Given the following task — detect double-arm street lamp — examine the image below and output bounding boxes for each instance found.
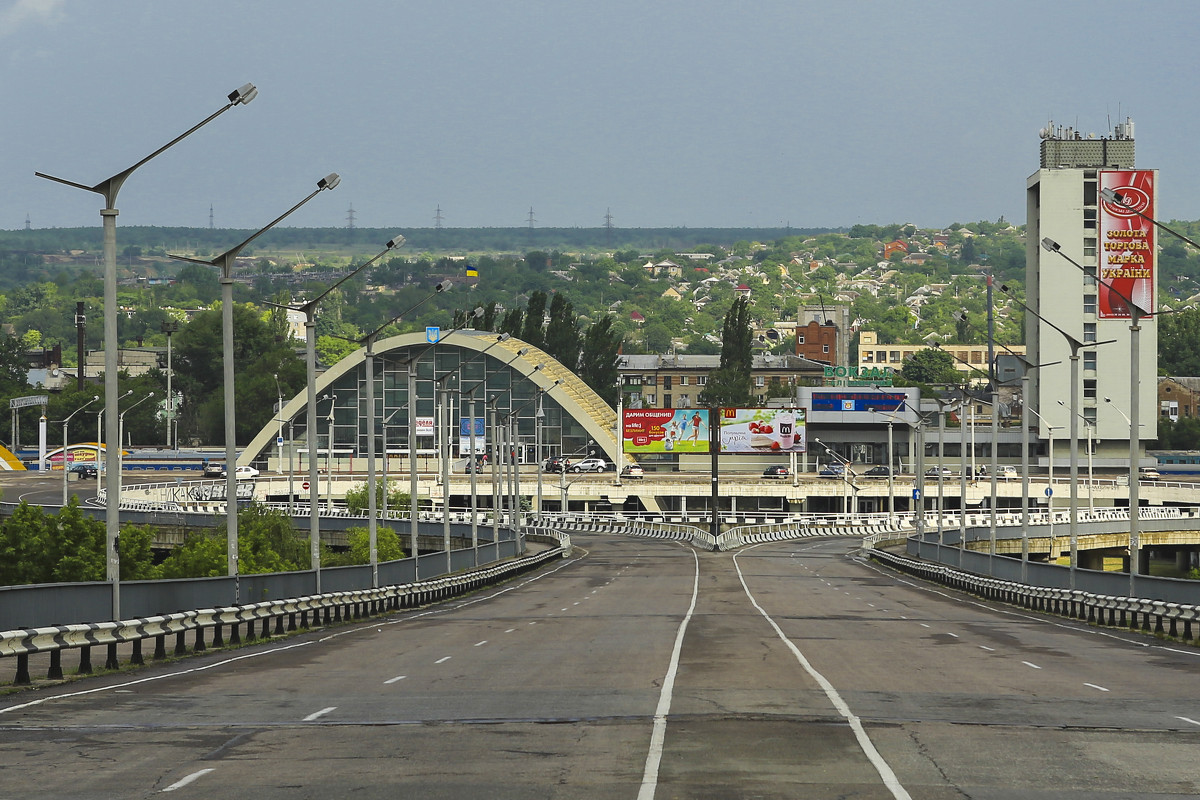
[37,83,257,621]
[811,437,860,517]
[265,233,403,592]
[59,395,99,506]
[170,174,340,600]
[117,391,155,502]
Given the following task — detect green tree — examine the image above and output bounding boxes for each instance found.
[578,316,622,406]
[344,480,411,514]
[699,296,754,407]
[521,290,548,350]
[543,293,581,369]
[898,348,960,385]
[323,526,406,567]
[1159,308,1200,376]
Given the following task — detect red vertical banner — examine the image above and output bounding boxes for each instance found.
[1098,170,1155,319]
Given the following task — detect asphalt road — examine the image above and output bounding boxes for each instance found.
[0,535,1197,798]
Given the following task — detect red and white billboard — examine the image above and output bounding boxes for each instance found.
[1098,170,1155,319]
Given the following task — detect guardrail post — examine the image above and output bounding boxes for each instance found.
[173,631,187,656]
[260,617,271,639]
[131,639,144,665]
[1184,618,1194,642]
[154,633,167,659]
[15,654,30,685]
[105,643,119,670]
[212,623,225,648]
[48,649,63,680]
[229,621,242,645]
[193,627,206,652]
[277,615,287,635]
[1167,616,1178,638]
[77,645,92,674]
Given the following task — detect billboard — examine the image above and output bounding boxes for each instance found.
[810,391,906,413]
[622,408,711,453]
[718,408,806,453]
[459,417,487,454]
[1098,170,1155,319]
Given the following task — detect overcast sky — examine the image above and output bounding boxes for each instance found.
[5,0,1200,234]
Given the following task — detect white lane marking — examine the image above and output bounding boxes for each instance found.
[979,645,996,652]
[1177,716,1200,726]
[435,656,452,664]
[1083,683,1109,692]
[735,547,912,800]
[505,628,516,633]
[919,623,931,628]
[474,640,488,647]
[384,675,406,684]
[637,549,700,800]
[162,768,215,792]
[303,707,336,721]
[0,640,314,715]
[1022,661,1042,670]
[945,633,959,638]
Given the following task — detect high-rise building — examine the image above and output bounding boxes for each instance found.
[1025,117,1157,468]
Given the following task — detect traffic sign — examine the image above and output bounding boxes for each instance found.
[302,481,310,490]
[1045,487,1053,497]
[912,489,921,500]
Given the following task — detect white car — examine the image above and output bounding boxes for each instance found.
[221,465,260,479]
[569,458,610,473]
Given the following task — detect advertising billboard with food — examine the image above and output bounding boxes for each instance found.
[622,408,711,453]
[718,408,806,453]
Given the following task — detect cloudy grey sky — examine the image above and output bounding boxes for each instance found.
[5,0,1200,233]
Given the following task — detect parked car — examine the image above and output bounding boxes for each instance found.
[1139,466,1161,481]
[763,464,790,479]
[818,463,845,478]
[864,465,892,477]
[542,456,572,472]
[221,465,260,479]
[69,463,98,479]
[569,457,610,473]
[620,464,645,479]
[925,466,954,478]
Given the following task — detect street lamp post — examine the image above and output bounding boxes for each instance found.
[59,395,99,506]
[117,392,154,506]
[37,83,257,622]
[1058,400,1095,515]
[1001,281,1114,587]
[812,438,858,517]
[171,174,340,601]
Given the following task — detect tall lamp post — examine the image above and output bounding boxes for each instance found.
[37,83,257,621]
[1026,404,1062,566]
[1045,230,1154,597]
[116,392,154,506]
[265,234,403,593]
[1000,282,1114,587]
[1057,400,1095,515]
[59,395,99,506]
[170,174,340,600]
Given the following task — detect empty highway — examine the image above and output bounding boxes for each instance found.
[0,534,1197,798]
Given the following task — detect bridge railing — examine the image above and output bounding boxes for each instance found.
[0,530,567,686]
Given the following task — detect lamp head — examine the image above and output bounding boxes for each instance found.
[497,333,511,342]
[434,281,448,292]
[228,83,258,105]
[385,234,406,250]
[318,173,341,191]
[472,307,484,318]
[1040,237,1061,253]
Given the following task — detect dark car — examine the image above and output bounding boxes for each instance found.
[763,464,790,479]
[69,463,98,479]
[542,456,571,472]
[818,463,845,478]
[864,465,892,477]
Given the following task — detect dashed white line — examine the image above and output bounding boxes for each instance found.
[384,675,406,684]
[979,645,996,652]
[1176,716,1200,727]
[303,707,336,721]
[435,656,452,664]
[504,628,516,633]
[1021,661,1042,670]
[1083,683,1109,692]
[919,623,931,628]
[162,768,215,792]
[945,632,959,638]
[474,640,488,647]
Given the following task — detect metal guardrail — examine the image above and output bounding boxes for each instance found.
[0,530,570,686]
[868,548,1200,643]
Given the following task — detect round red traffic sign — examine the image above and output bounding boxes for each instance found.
[302,481,310,490]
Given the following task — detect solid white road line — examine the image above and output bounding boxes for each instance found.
[735,547,913,800]
[162,768,215,792]
[637,549,700,800]
[1176,716,1200,726]
[1021,661,1042,670]
[384,675,406,684]
[1083,683,1109,692]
